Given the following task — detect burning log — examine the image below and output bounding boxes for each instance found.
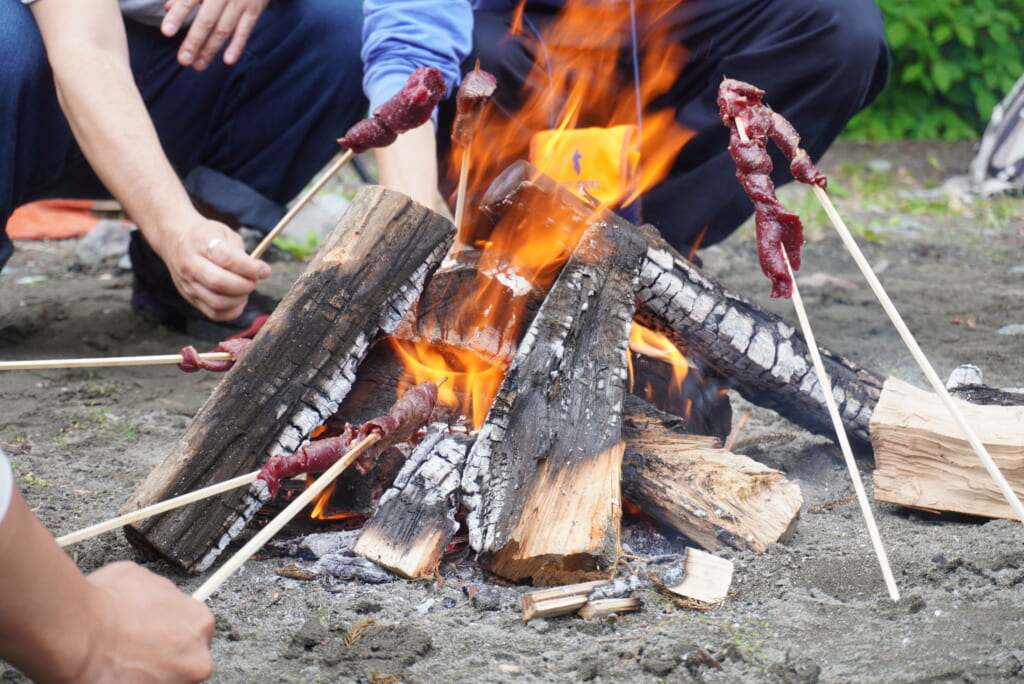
[621,395,802,553]
[871,378,1024,519]
[462,219,648,585]
[120,187,455,572]
[352,429,473,578]
[480,161,884,452]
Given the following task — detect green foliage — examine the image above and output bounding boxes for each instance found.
[273,230,322,260]
[845,0,1024,140]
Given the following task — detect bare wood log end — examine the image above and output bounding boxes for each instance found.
[871,377,1024,519]
[481,442,625,586]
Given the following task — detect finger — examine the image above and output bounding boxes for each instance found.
[177,0,226,69]
[187,281,249,321]
[161,0,200,39]
[223,6,260,64]
[208,239,272,282]
[195,2,245,70]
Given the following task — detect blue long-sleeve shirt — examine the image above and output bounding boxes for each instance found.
[362,1,474,116]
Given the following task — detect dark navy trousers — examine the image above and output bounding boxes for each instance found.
[0,0,366,273]
[437,0,891,255]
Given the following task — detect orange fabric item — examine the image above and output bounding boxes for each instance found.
[7,200,100,240]
[529,124,640,207]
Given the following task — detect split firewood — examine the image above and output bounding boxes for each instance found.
[352,429,474,579]
[520,580,611,622]
[120,186,454,572]
[577,598,642,619]
[462,219,647,586]
[621,395,802,554]
[871,377,1024,519]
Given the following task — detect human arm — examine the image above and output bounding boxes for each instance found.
[0,455,214,682]
[375,121,440,209]
[28,0,270,321]
[362,0,473,206]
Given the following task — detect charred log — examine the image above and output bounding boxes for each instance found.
[461,220,647,585]
[352,429,473,578]
[480,161,885,452]
[120,187,454,572]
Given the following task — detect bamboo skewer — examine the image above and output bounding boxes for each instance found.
[735,117,899,600]
[192,433,381,602]
[250,148,355,259]
[809,182,1024,524]
[57,470,259,547]
[453,145,472,233]
[782,249,900,601]
[0,352,232,372]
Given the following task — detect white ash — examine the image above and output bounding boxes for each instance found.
[193,490,268,573]
[297,530,362,559]
[316,553,394,584]
[589,575,642,601]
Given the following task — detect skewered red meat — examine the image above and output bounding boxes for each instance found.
[177,314,268,372]
[256,381,439,498]
[452,67,497,147]
[718,78,828,298]
[338,67,447,153]
[177,338,252,373]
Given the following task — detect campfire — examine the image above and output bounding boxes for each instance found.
[43,1,1024,612]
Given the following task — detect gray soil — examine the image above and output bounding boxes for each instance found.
[2,141,1023,683]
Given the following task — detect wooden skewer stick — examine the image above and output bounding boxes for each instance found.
[735,116,899,600]
[192,432,381,602]
[250,148,355,259]
[781,248,900,601]
[809,182,1024,524]
[0,352,232,372]
[453,144,472,233]
[57,470,259,547]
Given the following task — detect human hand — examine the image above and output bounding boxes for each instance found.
[156,217,272,321]
[161,0,269,70]
[79,562,214,683]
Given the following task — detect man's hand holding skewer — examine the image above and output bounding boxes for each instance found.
[150,213,271,322]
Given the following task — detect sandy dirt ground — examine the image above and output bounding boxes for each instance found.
[2,141,1023,683]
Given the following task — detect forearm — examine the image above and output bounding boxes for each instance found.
[29,0,198,260]
[375,121,440,210]
[0,474,99,681]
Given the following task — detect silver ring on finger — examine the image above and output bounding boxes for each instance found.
[206,238,223,260]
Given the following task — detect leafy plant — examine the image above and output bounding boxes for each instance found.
[272,230,322,260]
[845,0,1024,140]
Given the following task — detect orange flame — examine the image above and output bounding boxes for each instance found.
[398,0,694,431]
[628,322,691,412]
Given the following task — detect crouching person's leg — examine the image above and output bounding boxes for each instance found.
[642,0,891,256]
[127,0,368,339]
